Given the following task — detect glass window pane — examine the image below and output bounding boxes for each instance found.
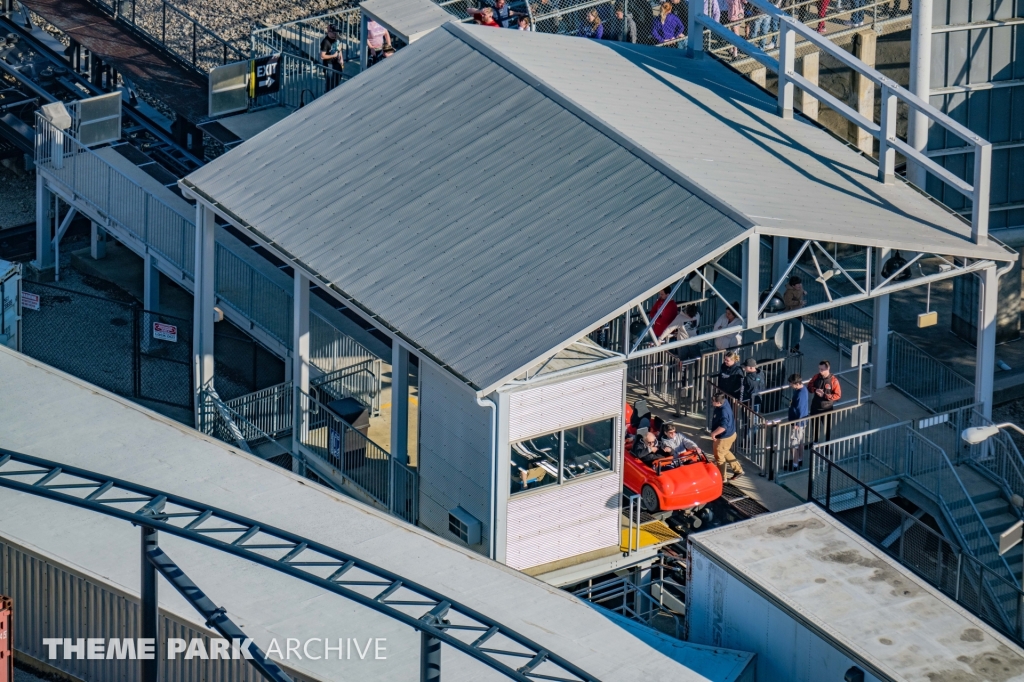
[510,432,561,495]
[563,418,614,481]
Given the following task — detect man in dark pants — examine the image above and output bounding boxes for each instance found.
[320,25,344,92]
[808,360,841,443]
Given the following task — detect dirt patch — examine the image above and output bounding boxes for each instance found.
[818,548,919,598]
[927,647,1024,682]
[960,628,984,643]
[766,518,825,537]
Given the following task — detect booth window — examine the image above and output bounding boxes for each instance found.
[510,417,615,495]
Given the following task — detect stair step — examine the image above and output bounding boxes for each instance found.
[969,489,1005,504]
[975,498,1010,519]
[985,513,1020,535]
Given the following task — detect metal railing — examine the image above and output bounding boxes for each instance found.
[35,114,384,395]
[808,450,1024,644]
[572,553,687,640]
[792,264,873,356]
[197,386,293,462]
[298,389,417,524]
[88,0,247,73]
[807,422,1020,626]
[888,331,975,414]
[250,8,362,109]
[688,0,993,242]
[310,358,384,416]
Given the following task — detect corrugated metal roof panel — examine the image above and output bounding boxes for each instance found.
[359,0,453,43]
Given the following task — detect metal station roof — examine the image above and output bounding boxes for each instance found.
[359,0,454,43]
[182,24,1013,394]
[689,505,1024,681]
[0,347,729,682]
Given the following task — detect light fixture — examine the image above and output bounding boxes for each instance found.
[815,269,836,284]
[961,422,1024,445]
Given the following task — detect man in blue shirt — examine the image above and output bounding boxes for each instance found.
[787,373,810,469]
[710,392,744,480]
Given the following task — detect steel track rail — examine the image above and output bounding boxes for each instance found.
[0,449,601,682]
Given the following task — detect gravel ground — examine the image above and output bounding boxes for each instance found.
[0,165,35,230]
[138,0,351,51]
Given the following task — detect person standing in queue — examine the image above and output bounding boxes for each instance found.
[710,392,743,480]
[320,25,344,92]
[808,360,840,443]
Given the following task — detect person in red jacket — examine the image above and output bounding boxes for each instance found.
[648,287,678,341]
[808,360,841,443]
[470,7,501,26]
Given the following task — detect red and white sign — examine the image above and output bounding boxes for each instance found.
[152,322,178,342]
[20,291,40,311]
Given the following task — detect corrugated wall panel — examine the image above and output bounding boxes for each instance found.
[505,474,621,570]
[418,362,493,552]
[507,368,624,442]
[504,367,624,571]
[0,539,316,682]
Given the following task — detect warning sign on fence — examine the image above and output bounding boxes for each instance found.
[153,322,178,342]
[21,291,39,311]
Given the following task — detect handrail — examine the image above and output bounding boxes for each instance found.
[0,449,598,682]
[86,0,247,72]
[688,0,993,243]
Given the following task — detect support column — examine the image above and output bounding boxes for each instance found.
[872,248,890,390]
[33,175,54,273]
[907,0,933,188]
[140,525,159,682]
[741,234,760,326]
[90,221,106,259]
[797,53,819,122]
[193,202,216,417]
[850,31,877,154]
[975,265,998,419]
[292,271,310,472]
[772,236,790,284]
[143,253,160,312]
[390,341,410,465]
[359,15,369,72]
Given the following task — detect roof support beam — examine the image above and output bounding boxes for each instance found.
[741,234,760,328]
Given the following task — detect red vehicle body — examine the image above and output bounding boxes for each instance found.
[623,402,722,513]
[623,449,723,513]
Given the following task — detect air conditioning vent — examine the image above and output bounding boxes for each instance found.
[448,506,481,545]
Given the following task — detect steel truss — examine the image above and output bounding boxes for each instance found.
[0,449,600,682]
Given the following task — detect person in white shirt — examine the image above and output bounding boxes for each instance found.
[658,303,700,344]
[713,304,743,350]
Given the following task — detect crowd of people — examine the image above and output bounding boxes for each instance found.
[319,20,397,90]
[463,0,790,48]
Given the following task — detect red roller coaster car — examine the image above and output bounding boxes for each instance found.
[623,403,722,514]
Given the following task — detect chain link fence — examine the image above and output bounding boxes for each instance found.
[20,280,193,410]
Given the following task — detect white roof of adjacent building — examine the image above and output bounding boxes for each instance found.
[359,0,454,43]
[689,504,1024,682]
[0,346,732,682]
[181,25,1013,395]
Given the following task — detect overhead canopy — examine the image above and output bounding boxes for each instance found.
[182,24,1014,394]
[359,0,454,43]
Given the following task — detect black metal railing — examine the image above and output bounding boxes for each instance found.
[808,449,1024,645]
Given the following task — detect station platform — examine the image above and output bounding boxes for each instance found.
[18,0,208,124]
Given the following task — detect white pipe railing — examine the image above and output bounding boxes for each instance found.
[687,0,993,244]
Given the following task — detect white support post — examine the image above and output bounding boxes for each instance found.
[90,221,106,260]
[772,236,789,285]
[907,0,933,189]
[292,270,310,470]
[193,202,216,419]
[492,391,510,565]
[686,0,704,59]
[777,25,795,119]
[975,265,998,419]
[143,253,160,313]
[33,175,54,273]
[359,14,369,72]
[872,293,890,390]
[390,341,410,465]
[972,143,992,244]
[878,86,897,184]
[741,234,760,326]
